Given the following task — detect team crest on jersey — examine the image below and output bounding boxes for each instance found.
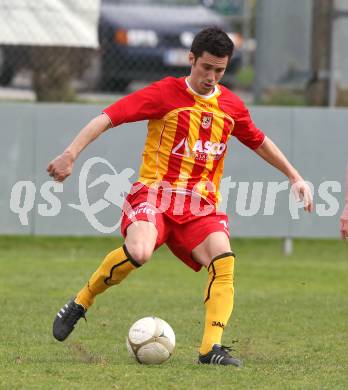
[201,115,212,129]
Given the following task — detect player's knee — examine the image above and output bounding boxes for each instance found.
[126,242,154,264]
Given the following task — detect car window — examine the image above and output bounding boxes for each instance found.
[203,0,244,15]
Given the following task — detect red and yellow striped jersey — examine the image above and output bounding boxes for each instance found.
[103,77,265,206]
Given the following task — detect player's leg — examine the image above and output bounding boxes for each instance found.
[192,231,232,267]
[75,221,157,308]
[193,232,236,351]
[193,231,240,366]
[167,213,240,365]
[53,221,158,342]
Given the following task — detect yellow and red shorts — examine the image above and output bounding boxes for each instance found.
[121,183,230,272]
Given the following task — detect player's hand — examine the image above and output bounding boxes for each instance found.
[290,179,313,212]
[340,215,348,240]
[47,151,74,182]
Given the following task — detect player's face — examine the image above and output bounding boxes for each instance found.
[188,51,229,95]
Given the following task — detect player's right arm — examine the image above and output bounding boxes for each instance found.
[47,113,111,182]
[47,80,165,182]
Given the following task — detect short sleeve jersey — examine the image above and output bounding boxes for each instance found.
[103,77,265,206]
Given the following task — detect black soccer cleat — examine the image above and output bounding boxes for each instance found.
[198,344,242,367]
[53,298,86,341]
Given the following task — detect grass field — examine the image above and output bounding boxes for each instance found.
[0,236,347,390]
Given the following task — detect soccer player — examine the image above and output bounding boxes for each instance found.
[48,27,313,366]
[340,164,348,240]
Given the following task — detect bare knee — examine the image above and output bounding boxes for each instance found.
[125,240,154,265]
[125,221,157,265]
[192,232,232,268]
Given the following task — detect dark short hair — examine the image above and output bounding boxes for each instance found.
[190,27,234,61]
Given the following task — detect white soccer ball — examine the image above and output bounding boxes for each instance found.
[126,316,175,364]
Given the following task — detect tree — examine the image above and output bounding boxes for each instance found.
[31,47,92,102]
[306,0,333,106]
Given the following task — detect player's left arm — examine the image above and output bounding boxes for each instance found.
[339,164,348,239]
[254,136,313,212]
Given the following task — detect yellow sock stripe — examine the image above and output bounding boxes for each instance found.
[210,251,236,266]
[204,261,216,303]
[104,259,130,286]
[204,252,235,303]
[103,245,141,286]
